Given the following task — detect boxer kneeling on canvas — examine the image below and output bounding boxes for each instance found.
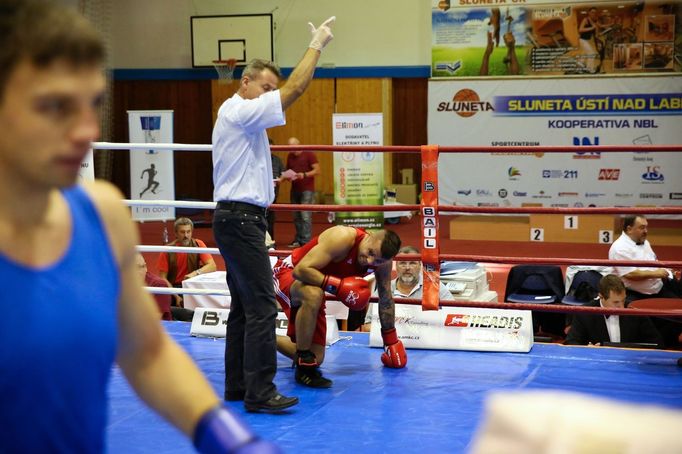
[273,225,406,387]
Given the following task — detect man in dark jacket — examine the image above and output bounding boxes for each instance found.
[566,274,663,348]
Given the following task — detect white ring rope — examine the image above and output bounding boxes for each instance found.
[137,245,221,255]
[95,142,211,151]
[144,286,229,296]
[125,199,217,209]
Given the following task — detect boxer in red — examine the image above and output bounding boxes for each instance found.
[273,225,406,387]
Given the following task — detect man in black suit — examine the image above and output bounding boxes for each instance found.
[566,274,663,348]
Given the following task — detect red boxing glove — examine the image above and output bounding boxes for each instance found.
[381,328,407,368]
[322,275,371,311]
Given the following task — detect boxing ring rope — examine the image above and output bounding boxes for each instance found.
[126,199,682,215]
[379,298,682,318]
[143,286,229,297]
[97,142,682,320]
[135,243,681,270]
[137,242,682,318]
[94,142,682,154]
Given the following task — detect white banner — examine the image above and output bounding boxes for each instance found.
[428,76,682,208]
[369,305,534,353]
[190,309,339,345]
[332,113,384,228]
[78,149,95,182]
[128,110,175,221]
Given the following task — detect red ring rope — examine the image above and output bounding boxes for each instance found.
[360,296,682,318]
[270,145,682,153]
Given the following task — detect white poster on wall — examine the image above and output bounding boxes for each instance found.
[332,113,384,228]
[428,76,682,209]
[128,110,175,221]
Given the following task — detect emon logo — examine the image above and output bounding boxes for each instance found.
[598,169,620,180]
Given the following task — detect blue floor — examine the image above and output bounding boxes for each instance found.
[107,322,682,453]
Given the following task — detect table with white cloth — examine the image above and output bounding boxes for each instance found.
[182,266,350,321]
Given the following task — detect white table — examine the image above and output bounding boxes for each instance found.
[182,271,231,310]
[182,267,349,320]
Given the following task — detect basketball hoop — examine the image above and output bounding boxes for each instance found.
[212,59,237,84]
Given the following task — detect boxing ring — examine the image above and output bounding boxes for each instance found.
[107,324,682,453]
[95,142,682,452]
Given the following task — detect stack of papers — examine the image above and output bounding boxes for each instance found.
[440,261,479,276]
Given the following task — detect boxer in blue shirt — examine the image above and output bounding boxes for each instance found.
[0,1,273,452]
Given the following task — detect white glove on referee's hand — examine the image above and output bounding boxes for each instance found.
[308,16,335,51]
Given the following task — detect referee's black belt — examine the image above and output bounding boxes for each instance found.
[216,201,267,216]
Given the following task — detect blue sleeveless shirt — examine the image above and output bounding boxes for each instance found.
[0,186,119,453]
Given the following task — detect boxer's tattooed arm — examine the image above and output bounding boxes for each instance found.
[375,260,395,331]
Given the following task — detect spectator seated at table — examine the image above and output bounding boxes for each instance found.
[157,217,217,287]
[609,215,681,302]
[609,215,681,347]
[157,217,215,321]
[361,246,454,332]
[565,274,664,348]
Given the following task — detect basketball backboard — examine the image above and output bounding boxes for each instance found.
[190,14,273,68]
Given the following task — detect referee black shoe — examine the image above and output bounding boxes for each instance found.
[244,393,299,413]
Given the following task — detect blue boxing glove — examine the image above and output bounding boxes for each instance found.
[194,405,281,454]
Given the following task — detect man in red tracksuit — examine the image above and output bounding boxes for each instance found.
[273,225,406,387]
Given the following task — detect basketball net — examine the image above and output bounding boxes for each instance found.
[213,59,237,84]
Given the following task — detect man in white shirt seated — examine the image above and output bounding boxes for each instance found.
[565,274,663,348]
[361,246,454,332]
[609,215,680,302]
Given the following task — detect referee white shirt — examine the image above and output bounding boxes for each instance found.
[212,90,285,207]
[608,233,663,295]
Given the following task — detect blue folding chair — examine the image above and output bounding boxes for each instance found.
[562,270,603,306]
[504,265,566,337]
[505,265,565,304]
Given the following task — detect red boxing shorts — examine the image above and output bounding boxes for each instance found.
[273,260,327,346]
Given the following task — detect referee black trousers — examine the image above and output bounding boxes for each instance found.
[213,202,278,404]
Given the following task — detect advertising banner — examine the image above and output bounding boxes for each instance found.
[128,110,175,221]
[428,76,682,208]
[332,113,385,228]
[368,304,534,353]
[432,0,682,77]
[190,309,339,345]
